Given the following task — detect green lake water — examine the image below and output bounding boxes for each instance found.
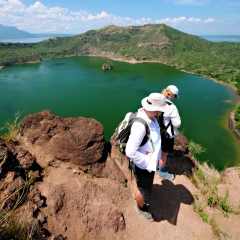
[0,56,239,170]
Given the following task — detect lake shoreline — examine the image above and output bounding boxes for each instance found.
[1,55,240,139]
[104,55,240,139]
[180,70,240,139]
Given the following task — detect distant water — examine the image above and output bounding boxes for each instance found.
[1,35,240,43]
[199,35,240,42]
[0,34,76,43]
[0,57,239,170]
[0,37,50,43]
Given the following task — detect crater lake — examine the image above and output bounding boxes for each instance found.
[0,56,239,170]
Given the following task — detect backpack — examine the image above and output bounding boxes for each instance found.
[156,113,171,138]
[155,101,174,139]
[115,112,150,163]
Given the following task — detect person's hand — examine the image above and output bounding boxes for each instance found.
[146,151,153,159]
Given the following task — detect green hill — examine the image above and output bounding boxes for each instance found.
[0,24,240,93]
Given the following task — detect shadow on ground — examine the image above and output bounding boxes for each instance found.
[149,180,194,224]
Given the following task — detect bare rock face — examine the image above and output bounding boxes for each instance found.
[0,110,198,239]
[0,111,129,239]
[20,110,106,166]
[19,110,126,182]
[42,179,126,239]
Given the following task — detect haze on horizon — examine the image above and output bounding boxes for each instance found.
[0,0,240,36]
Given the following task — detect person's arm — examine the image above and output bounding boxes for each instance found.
[125,122,150,168]
[170,106,181,128]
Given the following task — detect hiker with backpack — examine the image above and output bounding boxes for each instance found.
[125,93,171,222]
[156,85,181,181]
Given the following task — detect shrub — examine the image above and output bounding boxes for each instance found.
[234,115,240,122]
[0,112,22,143]
[0,217,43,240]
[188,140,207,158]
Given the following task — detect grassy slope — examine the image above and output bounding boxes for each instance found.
[0,24,240,93]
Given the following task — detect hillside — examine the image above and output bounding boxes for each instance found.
[0,110,240,239]
[0,24,240,93]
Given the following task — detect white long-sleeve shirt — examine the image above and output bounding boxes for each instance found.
[163,99,181,137]
[125,108,162,172]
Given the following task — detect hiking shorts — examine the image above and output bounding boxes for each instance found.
[161,137,174,153]
[132,163,155,202]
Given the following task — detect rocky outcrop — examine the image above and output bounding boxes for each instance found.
[0,110,196,239]
[102,61,114,70]
[19,110,125,182]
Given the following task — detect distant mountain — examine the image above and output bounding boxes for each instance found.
[0,24,34,39]
[0,24,239,94]
[0,24,76,39]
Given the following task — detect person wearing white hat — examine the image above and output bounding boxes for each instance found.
[157,85,181,181]
[126,92,170,222]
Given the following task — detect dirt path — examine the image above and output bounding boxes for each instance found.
[35,158,240,239]
[121,174,215,240]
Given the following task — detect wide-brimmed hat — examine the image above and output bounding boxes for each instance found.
[141,93,171,112]
[167,85,179,98]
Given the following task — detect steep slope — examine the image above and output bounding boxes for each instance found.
[1,110,239,239]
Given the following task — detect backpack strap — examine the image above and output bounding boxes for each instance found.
[132,117,150,146]
[157,101,174,136]
[115,114,150,148]
[128,117,151,179]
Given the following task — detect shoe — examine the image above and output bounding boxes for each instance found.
[135,205,154,222]
[158,170,174,181]
[159,165,167,172]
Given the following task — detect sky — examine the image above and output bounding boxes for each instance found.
[0,0,240,36]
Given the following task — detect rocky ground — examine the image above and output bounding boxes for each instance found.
[0,110,240,240]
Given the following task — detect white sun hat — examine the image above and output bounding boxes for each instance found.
[141,93,171,112]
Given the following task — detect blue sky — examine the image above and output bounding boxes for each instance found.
[0,0,240,35]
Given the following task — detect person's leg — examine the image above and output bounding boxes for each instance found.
[135,188,144,208]
[158,151,167,169]
[157,138,174,181]
[132,163,155,221]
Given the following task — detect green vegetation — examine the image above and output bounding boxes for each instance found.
[234,102,240,131]
[209,217,228,238]
[188,140,207,159]
[1,25,239,131]
[188,140,239,238]
[0,111,21,143]
[0,174,36,239]
[102,60,114,70]
[0,124,40,239]
[0,24,240,94]
[0,217,41,240]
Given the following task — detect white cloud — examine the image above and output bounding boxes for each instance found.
[188,17,201,22]
[27,1,47,12]
[0,1,156,33]
[156,17,185,24]
[204,18,215,23]
[0,0,238,35]
[156,16,192,24]
[87,11,110,20]
[156,16,216,26]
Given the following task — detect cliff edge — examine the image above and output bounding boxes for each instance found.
[0,110,239,239]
